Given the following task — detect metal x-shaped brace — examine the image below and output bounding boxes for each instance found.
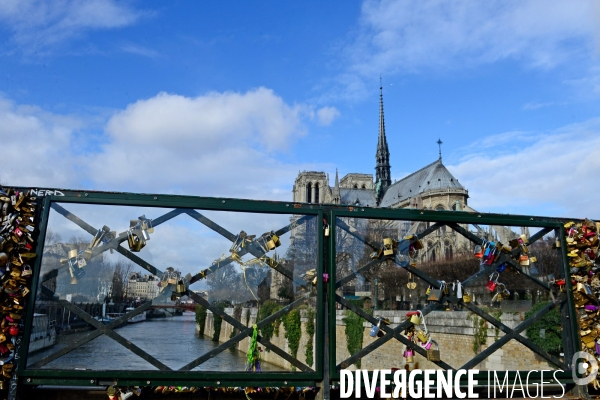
[334,218,565,370]
[44,203,317,371]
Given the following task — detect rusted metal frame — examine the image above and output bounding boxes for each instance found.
[36,286,171,371]
[184,291,313,372]
[335,295,452,370]
[460,301,565,370]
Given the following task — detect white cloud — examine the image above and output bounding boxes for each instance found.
[336,0,600,99]
[0,95,83,188]
[0,89,339,200]
[89,88,328,199]
[447,117,600,218]
[0,0,145,52]
[316,106,341,126]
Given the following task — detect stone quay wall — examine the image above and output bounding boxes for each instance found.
[200,309,556,371]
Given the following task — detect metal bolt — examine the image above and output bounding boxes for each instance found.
[147,381,151,385]
[90,379,94,384]
[217,381,221,385]
[26,378,31,383]
[530,217,534,220]
[222,200,225,203]
[420,211,424,214]
[154,196,157,200]
[286,204,289,207]
[284,381,288,385]
[478,215,481,217]
[84,193,88,197]
[361,209,364,211]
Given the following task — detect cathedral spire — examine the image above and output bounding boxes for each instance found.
[375,80,392,193]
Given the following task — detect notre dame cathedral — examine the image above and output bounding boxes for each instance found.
[290,86,527,264]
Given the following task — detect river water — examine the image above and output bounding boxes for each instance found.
[27,312,283,372]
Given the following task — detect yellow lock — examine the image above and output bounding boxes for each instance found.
[383,238,394,256]
[266,233,281,250]
[409,311,422,325]
[416,329,429,343]
[463,292,472,303]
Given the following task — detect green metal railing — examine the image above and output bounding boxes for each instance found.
[11,188,587,398]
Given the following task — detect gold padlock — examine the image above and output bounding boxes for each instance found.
[383,238,394,256]
[68,249,78,259]
[463,291,472,303]
[426,340,441,362]
[409,311,422,325]
[266,233,281,251]
[324,226,330,237]
[176,279,186,293]
[416,329,429,343]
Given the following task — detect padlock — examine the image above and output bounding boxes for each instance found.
[369,318,383,338]
[427,284,443,302]
[443,281,449,295]
[266,233,281,250]
[324,226,330,237]
[426,286,432,295]
[69,265,78,285]
[407,310,422,325]
[486,272,499,292]
[463,291,472,303]
[496,263,507,273]
[383,238,394,256]
[68,249,78,259]
[176,279,187,294]
[474,245,483,259]
[426,340,441,362]
[404,348,414,363]
[519,255,530,266]
[416,329,429,343]
[20,265,31,278]
[127,231,145,252]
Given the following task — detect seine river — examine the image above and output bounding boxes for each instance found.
[27,312,283,371]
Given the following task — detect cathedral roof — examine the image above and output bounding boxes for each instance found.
[340,189,377,207]
[379,159,464,207]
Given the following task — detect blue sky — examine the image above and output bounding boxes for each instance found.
[1,0,600,218]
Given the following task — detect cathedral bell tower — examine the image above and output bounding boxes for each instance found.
[375,82,391,202]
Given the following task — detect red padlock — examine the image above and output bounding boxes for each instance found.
[8,326,18,336]
[486,272,499,292]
